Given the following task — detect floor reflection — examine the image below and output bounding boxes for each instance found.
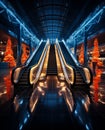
[0,68,13,104]
[0,66,105,130]
[90,66,105,104]
[73,90,93,130]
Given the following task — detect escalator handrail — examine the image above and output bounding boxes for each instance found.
[28,42,49,85]
[62,40,93,85]
[81,65,93,85]
[56,42,75,85]
[61,40,89,84]
[14,42,47,86]
[12,40,43,84]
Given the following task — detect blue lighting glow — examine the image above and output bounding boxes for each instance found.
[8,30,17,38]
[43,93,63,107]
[66,5,105,46]
[19,124,23,130]
[19,99,23,105]
[27,113,30,118]
[24,117,28,124]
[0,1,39,44]
[74,110,77,115]
[82,99,85,104]
[85,124,90,130]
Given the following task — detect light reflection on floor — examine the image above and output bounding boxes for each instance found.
[0,66,105,130]
[90,67,105,104]
[0,67,105,106]
[0,68,13,104]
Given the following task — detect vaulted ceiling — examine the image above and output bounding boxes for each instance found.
[1,0,104,41]
[0,0,103,43]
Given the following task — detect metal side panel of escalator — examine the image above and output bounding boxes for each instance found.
[58,42,89,87]
[13,42,46,95]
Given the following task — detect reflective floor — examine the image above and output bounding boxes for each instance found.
[0,66,105,130]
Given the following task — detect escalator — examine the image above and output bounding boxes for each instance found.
[25,44,76,129]
[59,42,86,87]
[26,77,75,129]
[13,42,46,94]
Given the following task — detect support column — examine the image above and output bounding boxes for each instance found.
[74,37,77,59]
[17,25,22,66]
[84,30,88,66]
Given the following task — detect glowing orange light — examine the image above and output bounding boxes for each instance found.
[79,44,84,64]
[92,38,100,63]
[3,70,12,100]
[21,44,29,64]
[93,68,102,103]
[91,38,103,103]
[91,38,103,75]
[3,37,16,67]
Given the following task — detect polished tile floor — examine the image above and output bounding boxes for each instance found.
[0,66,105,130]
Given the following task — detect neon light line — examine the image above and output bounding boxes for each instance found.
[0,1,39,42]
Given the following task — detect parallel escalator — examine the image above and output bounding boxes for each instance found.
[59,42,86,87]
[26,44,76,129]
[13,42,46,94]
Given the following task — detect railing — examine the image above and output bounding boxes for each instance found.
[11,65,25,84]
[29,42,50,85]
[62,40,93,85]
[11,40,43,84]
[82,66,93,85]
[56,42,75,85]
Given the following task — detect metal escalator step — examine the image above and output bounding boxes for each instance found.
[18,82,28,85]
[20,78,27,81]
[76,79,84,81]
[21,76,28,79]
[75,82,86,85]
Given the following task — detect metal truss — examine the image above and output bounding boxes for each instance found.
[66,4,105,46]
[0,0,39,46]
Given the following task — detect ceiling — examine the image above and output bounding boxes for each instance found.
[1,0,104,41]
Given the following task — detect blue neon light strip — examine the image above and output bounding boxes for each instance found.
[73,6,105,37]
[67,5,105,43]
[0,1,39,43]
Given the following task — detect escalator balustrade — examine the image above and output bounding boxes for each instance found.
[12,42,47,94]
[58,42,92,87]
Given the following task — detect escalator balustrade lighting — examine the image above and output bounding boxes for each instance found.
[29,42,50,85]
[39,44,50,81]
[83,68,91,84]
[13,67,24,84]
[56,42,75,85]
[12,40,43,84]
[55,45,65,81]
[61,40,93,86]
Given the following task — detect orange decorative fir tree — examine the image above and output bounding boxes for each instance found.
[79,44,84,64]
[3,37,16,67]
[3,70,13,100]
[92,38,100,63]
[92,38,103,75]
[21,44,29,65]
